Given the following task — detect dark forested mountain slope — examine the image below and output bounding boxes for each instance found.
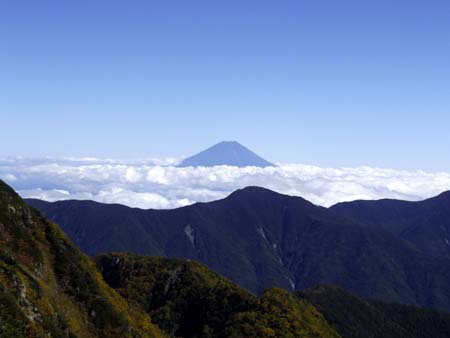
[0,180,164,337]
[7,177,450,337]
[95,253,340,338]
[331,191,450,259]
[97,253,450,338]
[0,179,347,338]
[27,187,450,311]
[299,285,450,338]
[0,179,340,338]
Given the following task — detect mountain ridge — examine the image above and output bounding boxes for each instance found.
[331,190,450,259]
[94,253,341,338]
[5,178,450,336]
[0,178,343,337]
[27,187,450,312]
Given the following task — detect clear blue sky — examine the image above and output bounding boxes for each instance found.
[1,1,449,170]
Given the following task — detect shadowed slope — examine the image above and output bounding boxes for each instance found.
[300,285,450,338]
[331,191,450,258]
[27,187,450,311]
[95,253,341,338]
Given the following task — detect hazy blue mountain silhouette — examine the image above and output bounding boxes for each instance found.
[178,141,274,167]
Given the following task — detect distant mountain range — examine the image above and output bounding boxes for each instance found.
[178,141,274,167]
[331,191,450,259]
[27,187,450,312]
[4,178,450,337]
[0,179,340,337]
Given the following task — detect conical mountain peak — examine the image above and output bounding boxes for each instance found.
[178,141,274,168]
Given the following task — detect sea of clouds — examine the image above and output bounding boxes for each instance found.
[1,157,450,209]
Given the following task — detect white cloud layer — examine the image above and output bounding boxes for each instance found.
[1,157,450,209]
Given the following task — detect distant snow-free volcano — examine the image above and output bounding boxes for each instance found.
[178,141,274,167]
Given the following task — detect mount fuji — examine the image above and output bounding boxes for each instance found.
[178,141,274,167]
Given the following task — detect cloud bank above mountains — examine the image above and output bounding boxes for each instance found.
[1,157,450,209]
